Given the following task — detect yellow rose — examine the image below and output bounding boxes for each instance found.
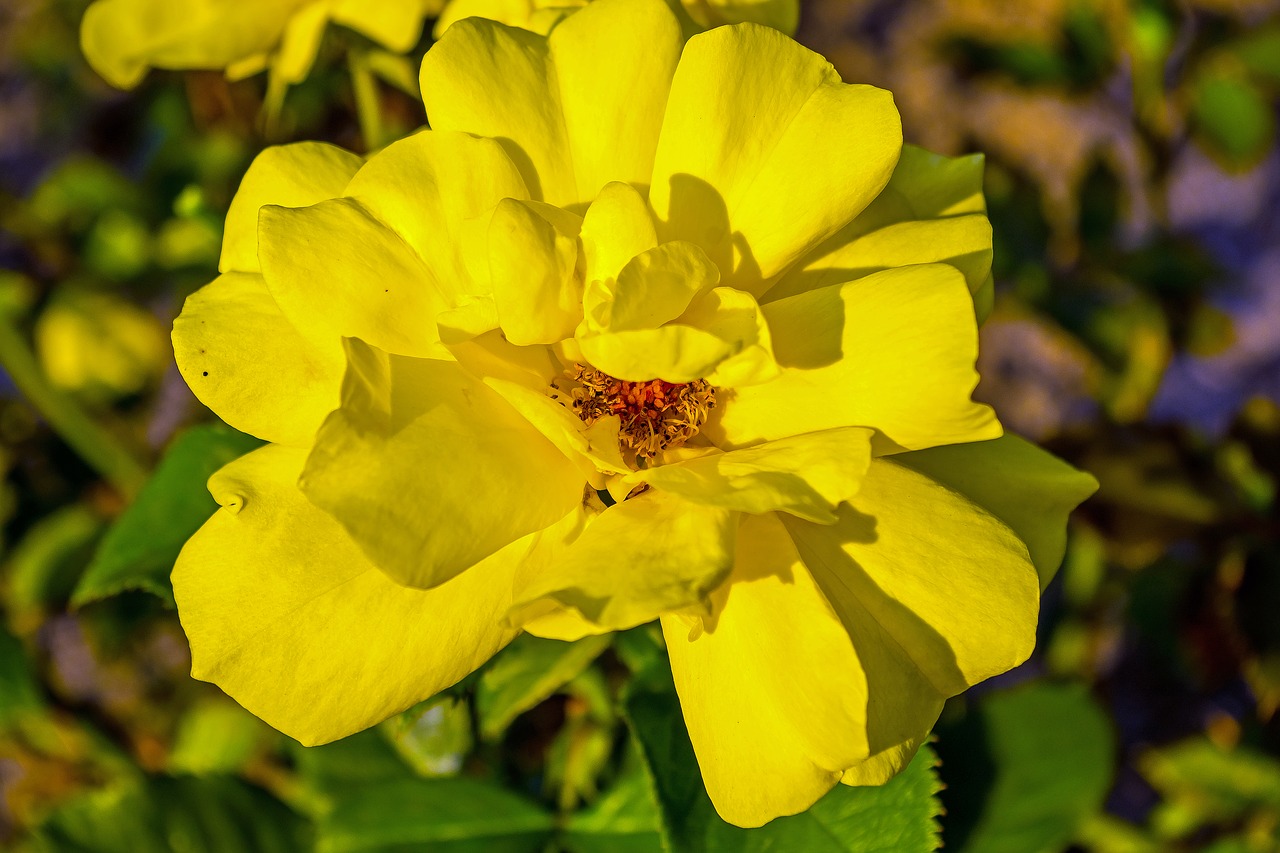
[81,0,443,90]
[171,0,1095,826]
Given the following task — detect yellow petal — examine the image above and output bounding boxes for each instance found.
[422,0,684,206]
[706,264,1000,453]
[300,339,585,589]
[650,23,900,291]
[768,145,991,303]
[80,0,304,89]
[578,326,735,383]
[676,286,777,387]
[625,426,872,522]
[268,1,328,86]
[258,197,450,359]
[523,605,612,641]
[484,377,630,486]
[488,199,583,345]
[863,145,987,223]
[545,0,683,202]
[173,444,524,745]
[767,215,993,303]
[433,0,538,36]
[510,488,736,632]
[330,0,432,52]
[785,456,1041,697]
[664,512,942,827]
[585,241,718,333]
[172,273,343,446]
[580,182,658,286]
[686,0,799,32]
[220,142,362,274]
[895,435,1098,589]
[344,130,529,306]
[840,737,924,787]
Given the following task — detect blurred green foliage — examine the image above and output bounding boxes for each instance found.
[4,0,1280,850]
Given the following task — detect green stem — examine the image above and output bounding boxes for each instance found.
[349,50,384,152]
[0,313,149,499]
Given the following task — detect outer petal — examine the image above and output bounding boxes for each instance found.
[343,130,529,306]
[80,0,304,88]
[705,264,1000,453]
[664,512,943,827]
[895,435,1098,589]
[434,0,541,36]
[422,0,684,206]
[300,339,584,589]
[220,142,362,274]
[173,444,526,745]
[510,488,736,632]
[624,426,873,523]
[768,146,991,303]
[330,0,433,51]
[258,197,450,359]
[172,273,343,446]
[649,23,901,291]
[785,456,1041,698]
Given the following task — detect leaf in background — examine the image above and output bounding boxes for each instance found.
[167,698,275,775]
[476,633,613,740]
[624,678,943,852]
[4,504,104,632]
[562,756,664,853]
[937,682,1114,853]
[31,774,311,853]
[380,695,473,777]
[72,424,262,607]
[0,622,44,728]
[1191,69,1274,169]
[1140,737,1280,840]
[316,778,554,853]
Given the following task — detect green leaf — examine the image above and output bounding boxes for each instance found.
[1140,737,1280,838]
[937,682,1115,853]
[476,633,613,740]
[5,504,104,620]
[167,699,274,775]
[562,757,664,853]
[624,677,943,852]
[1192,69,1274,168]
[0,622,43,728]
[316,778,554,853]
[380,695,473,777]
[31,774,311,853]
[72,424,262,607]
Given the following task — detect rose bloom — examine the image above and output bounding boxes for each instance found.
[171,0,1095,827]
[81,0,443,94]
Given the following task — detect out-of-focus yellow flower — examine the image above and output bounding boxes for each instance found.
[171,0,1095,827]
[37,290,168,404]
[80,0,444,92]
[434,0,797,36]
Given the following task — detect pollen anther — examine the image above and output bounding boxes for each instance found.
[565,364,716,459]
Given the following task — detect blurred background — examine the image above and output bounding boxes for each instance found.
[3,0,1280,850]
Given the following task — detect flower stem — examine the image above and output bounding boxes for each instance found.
[349,50,384,152]
[0,313,149,499]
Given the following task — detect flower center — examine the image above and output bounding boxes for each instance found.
[564,364,716,459]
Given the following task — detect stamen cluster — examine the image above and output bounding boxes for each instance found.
[566,364,716,459]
